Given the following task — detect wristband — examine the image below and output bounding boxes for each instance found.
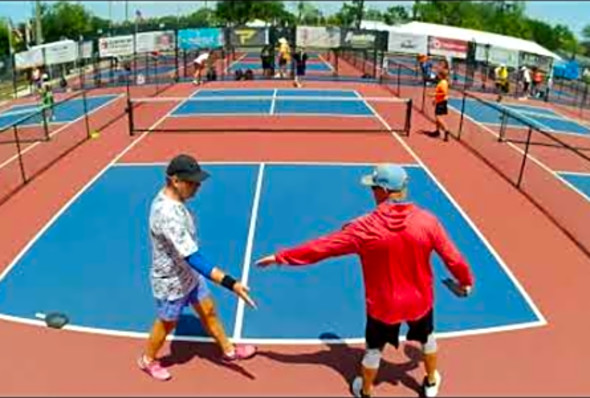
[221,275,237,291]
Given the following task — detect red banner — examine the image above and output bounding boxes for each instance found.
[428,36,468,59]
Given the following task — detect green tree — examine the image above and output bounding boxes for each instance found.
[383,6,410,25]
[296,2,324,26]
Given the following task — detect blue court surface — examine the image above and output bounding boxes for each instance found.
[558,172,590,201]
[0,95,119,130]
[0,163,542,341]
[448,97,590,136]
[171,89,372,116]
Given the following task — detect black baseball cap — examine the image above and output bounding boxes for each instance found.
[166,154,210,183]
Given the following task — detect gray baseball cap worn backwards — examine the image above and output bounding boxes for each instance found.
[166,154,210,183]
[361,164,408,191]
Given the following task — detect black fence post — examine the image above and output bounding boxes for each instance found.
[516,126,533,187]
[13,125,27,183]
[82,88,91,138]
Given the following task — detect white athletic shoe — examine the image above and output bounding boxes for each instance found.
[351,376,370,397]
[423,370,442,397]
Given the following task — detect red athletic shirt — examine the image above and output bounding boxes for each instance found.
[275,201,474,325]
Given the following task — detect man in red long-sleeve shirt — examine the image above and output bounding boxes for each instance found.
[256,164,474,398]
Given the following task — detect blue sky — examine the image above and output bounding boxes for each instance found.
[1,1,589,38]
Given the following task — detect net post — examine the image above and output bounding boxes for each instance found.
[12,125,27,183]
[82,88,91,139]
[458,91,467,140]
[517,126,533,188]
[405,99,413,136]
[127,97,135,136]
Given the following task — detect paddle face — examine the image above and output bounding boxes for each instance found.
[44,312,69,329]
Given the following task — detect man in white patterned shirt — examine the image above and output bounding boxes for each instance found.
[138,154,257,381]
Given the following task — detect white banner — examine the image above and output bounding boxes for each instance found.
[489,46,519,68]
[296,26,341,48]
[475,44,489,62]
[14,48,44,70]
[135,30,175,53]
[79,41,94,59]
[44,41,78,65]
[99,35,134,57]
[387,32,428,54]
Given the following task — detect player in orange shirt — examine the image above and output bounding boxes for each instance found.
[426,69,449,139]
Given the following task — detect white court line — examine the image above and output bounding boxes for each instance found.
[0,312,545,345]
[317,53,335,72]
[0,94,124,172]
[112,161,423,168]
[232,163,265,340]
[448,103,590,205]
[224,53,247,75]
[357,90,549,329]
[556,170,590,177]
[269,89,277,115]
[482,122,590,139]
[167,112,375,119]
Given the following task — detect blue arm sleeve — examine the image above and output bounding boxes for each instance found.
[185,251,215,280]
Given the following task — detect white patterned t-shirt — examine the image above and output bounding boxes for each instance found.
[148,190,199,301]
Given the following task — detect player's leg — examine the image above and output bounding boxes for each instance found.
[138,297,184,380]
[351,316,398,397]
[406,309,440,397]
[190,275,256,361]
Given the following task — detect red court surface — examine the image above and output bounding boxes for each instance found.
[0,77,589,396]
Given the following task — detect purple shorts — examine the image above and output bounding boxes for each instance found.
[155,273,210,321]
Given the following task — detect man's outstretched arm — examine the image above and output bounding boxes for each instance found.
[256,226,360,268]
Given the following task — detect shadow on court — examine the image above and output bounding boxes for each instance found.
[159,314,256,380]
[257,332,423,396]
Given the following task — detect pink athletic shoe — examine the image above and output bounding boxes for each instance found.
[137,355,171,381]
[222,344,257,362]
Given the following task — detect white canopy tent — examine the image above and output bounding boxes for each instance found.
[361,20,561,61]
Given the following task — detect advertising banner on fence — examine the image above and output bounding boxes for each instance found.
[296,26,341,48]
[178,28,225,50]
[99,35,134,57]
[136,30,175,53]
[43,40,78,65]
[428,36,468,59]
[475,43,489,62]
[229,28,269,47]
[488,46,519,68]
[79,41,94,59]
[340,29,384,50]
[387,32,428,54]
[14,48,44,70]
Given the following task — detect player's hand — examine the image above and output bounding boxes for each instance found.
[233,282,257,309]
[461,285,473,296]
[256,255,277,268]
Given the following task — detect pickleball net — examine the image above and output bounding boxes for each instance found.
[127,94,413,136]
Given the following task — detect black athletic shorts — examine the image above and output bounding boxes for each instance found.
[434,101,448,116]
[365,309,434,350]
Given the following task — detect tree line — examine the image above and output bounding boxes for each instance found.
[0,0,588,61]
